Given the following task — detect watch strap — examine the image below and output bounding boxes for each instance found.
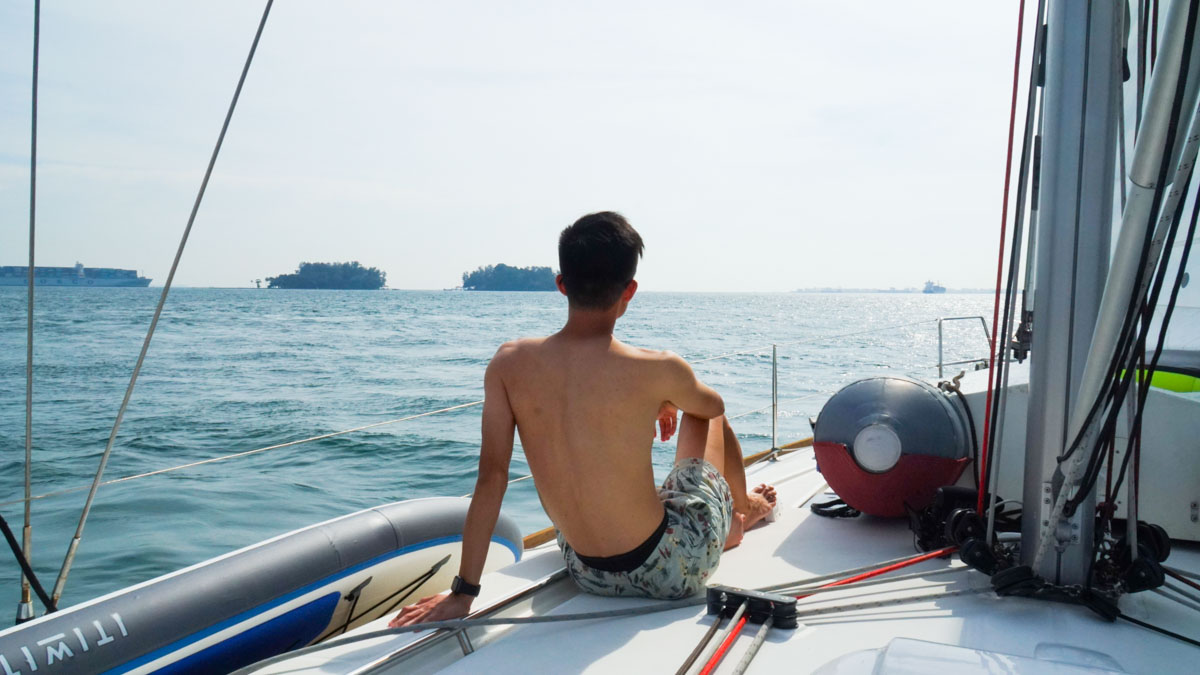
[451,575,481,597]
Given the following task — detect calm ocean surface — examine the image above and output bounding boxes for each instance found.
[0,288,991,607]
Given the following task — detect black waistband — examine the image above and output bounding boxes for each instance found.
[574,509,669,573]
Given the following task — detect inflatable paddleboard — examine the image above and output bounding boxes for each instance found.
[0,497,522,674]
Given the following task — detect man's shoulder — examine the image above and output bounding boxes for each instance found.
[491,337,546,363]
[614,342,688,368]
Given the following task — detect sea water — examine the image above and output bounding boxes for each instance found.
[0,288,991,607]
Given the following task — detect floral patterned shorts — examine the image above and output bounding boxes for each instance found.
[557,458,733,600]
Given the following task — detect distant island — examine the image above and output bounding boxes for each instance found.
[461,264,556,291]
[267,262,386,290]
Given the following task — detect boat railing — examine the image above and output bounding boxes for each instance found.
[936,315,991,378]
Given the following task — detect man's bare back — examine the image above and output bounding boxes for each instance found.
[495,332,722,557]
[391,212,775,627]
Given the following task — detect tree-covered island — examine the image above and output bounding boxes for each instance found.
[267,261,386,289]
[461,264,556,291]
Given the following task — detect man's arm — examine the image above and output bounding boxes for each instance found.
[661,352,724,419]
[390,345,516,627]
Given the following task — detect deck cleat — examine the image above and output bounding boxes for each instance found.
[706,585,799,629]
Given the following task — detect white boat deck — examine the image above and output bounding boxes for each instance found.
[259,450,1200,674]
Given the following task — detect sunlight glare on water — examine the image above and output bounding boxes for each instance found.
[0,288,992,605]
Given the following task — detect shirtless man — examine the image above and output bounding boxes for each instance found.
[391,212,776,626]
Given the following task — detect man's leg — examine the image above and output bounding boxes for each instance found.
[676,414,776,548]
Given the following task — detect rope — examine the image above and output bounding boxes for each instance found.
[698,601,748,675]
[794,547,958,600]
[245,552,972,672]
[463,469,533,498]
[986,0,1048,527]
[50,0,275,606]
[2,386,799,510]
[691,345,775,364]
[1118,612,1200,648]
[233,596,707,674]
[757,549,952,593]
[0,513,53,612]
[1166,567,1200,593]
[727,391,830,421]
[809,498,860,519]
[674,614,724,675]
[784,587,987,622]
[7,323,925,512]
[774,566,967,597]
[0,400,483,510]
[730,617,773,675]
[689,319,940,365]
[699,614,745,675]
[980,0,1028,514]
[1035,0,1200,570]
[21,0,41,612]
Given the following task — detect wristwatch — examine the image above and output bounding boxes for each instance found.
[451,575,481,597]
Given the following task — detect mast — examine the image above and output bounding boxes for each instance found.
[1028,0,1200,580]
[1020,0,1122,584]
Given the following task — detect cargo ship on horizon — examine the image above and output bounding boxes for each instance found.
[0,262,151,287]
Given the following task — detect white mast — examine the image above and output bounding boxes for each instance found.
[1019,0,1122,584]
[1030,0,1200,577]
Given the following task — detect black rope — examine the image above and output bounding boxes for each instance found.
[948,387,980,491]
[675,614,724,675]
[810,498,860,519]
[1057,0,1197,480]
[1069,71,1200,514]
[1110,164,1200,501]
[0,513,54,613]
[1137,0,1148,132]
[312,558,445,644]
[1119,612,1200,649]
[983,0,1048,505]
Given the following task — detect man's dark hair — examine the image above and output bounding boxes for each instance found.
[558,212,644,309]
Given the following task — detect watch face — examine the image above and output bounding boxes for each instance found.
[453,576,480,596]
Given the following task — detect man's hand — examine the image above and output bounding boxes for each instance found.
[388,592,473,628]
[656,402,679,442]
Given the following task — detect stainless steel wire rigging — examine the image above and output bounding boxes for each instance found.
[49,0,276,607]
[20,0,42,621]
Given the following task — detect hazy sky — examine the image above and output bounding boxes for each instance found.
[1,1,1029,291]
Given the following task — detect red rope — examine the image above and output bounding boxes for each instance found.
[1165,568,1200,593]
[698,615,747,675]
[795,546,959,599]
[979,0,1028,514]
[696,547,958,674]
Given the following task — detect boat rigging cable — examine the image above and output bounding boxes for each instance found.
[0,515,52,613]
[692,546,960,674]
[984,0,1048,544]
[238,550,973,675]
[20,0,41,620]
[978,0,1029,515]
[49,0,275,607]
[2,318,923,511]
[1057,5,1199,519]
[1034,0,1200,571]
[1106,159,1199,510]
[1053,0,1195,471]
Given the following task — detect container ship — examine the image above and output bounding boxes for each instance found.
[0,262,151,287]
